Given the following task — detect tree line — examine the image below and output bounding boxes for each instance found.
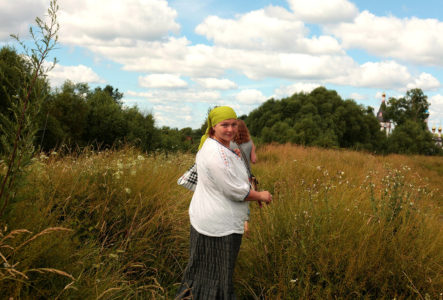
[1,46,440,156]
[245,87,440,155]
[0,46,201,154]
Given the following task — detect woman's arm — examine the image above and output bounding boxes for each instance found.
[245,189,272,204]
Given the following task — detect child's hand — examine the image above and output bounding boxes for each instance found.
[244,221,250,237]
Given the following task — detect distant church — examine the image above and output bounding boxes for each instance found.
[431,124,443,148]
[376,93,392,136]
[377,92,442,148]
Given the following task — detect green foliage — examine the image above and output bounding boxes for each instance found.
[388,120,441,155]
[38,81,89,149]
[33,81,161,152]
[385,88,430,127]
[0,0,58,216]
[384,88,440,155]
[247,87,386,152]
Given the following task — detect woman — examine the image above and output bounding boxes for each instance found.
[230,120,258,236]
[176,106,272,299]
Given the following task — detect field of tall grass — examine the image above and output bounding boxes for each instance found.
[1,144,442,299]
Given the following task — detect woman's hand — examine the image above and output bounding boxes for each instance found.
[246,190,272,205]
[259,191,272,205]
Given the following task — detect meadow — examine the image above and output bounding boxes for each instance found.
[0,144,442,299]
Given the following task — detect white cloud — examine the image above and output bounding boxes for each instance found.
[126,89,222,104]
[0,0,46,40]
[236,89,267,105]
[139,74,188,88]
[326,11,443,66]
[126,90,154,98]
[327,60,412,90]
[429,94,443,124]
[274,82,321,98]
[325,61,441,92]
[58,0,180,46]
[47,64,105,87]
[91,37,228,78]
[152,105,195,128]
[288,0,358,23]
[195,6,342,54]
[349,92,366,101]
[406,73,441,91]
[194,78,238,90]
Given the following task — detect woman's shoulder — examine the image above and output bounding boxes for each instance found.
[199,138,237,166]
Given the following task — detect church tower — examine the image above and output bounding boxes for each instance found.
[377,93,392,136]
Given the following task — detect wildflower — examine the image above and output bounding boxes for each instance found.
[137,155,145,161]
[125,188,131,194]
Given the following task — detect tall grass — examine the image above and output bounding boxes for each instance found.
[1,144,442,299]
[238,144,442,299]
[1,147,193,298]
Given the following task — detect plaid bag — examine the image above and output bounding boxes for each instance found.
[177,163,197,191]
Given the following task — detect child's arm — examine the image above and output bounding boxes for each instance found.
[250,141,257,164]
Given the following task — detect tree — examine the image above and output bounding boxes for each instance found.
[123,106,158,152]
[38,81,89,150]
[384,89,437,155]
[246,87,383,151]
[388,120,440,155]
[0,0,59,216]
[385,88,430,128]
[84,87,126,147]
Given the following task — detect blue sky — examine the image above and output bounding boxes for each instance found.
[1,0,443,130]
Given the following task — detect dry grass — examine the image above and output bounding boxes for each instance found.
[1,144,442,299]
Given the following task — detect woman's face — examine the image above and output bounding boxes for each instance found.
[213,119,237,146]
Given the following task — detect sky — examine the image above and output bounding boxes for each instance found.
[1,0,443,130]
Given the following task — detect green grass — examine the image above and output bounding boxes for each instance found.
[1,145,442,299]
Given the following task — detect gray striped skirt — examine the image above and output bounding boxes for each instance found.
[175,226,243,300]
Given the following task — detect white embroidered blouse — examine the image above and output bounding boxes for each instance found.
[189,138,250,237]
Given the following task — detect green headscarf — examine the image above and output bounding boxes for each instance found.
[198,106,237,150]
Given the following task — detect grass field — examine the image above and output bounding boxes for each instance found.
[1,144,442,299]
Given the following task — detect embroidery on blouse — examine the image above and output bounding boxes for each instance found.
[218,144,230,167]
